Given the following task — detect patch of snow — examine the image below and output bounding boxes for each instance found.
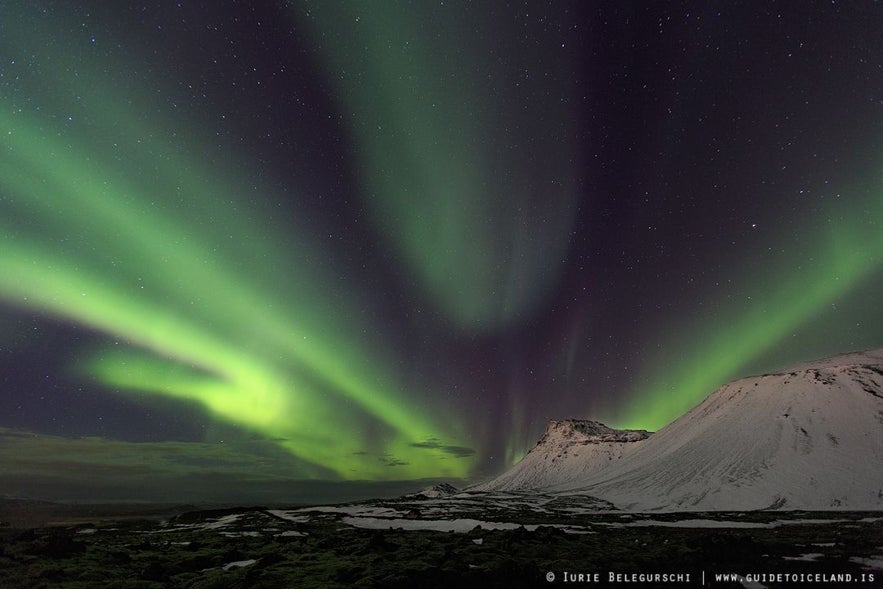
[299,505,408,518]
[850,556,883,571]
[202,513,243,530]
[267,510,311,523]
[471,538,483,545]
[223,559,257,571]
[275,530,307,537]
[75,528,97,534]
[782,553,824,561]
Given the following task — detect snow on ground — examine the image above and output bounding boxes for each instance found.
[138,510,308,537]
[222,559,257,571]
[299,505,409,518]
[782,553,824,561]
[266,510,311,523]
[849,556,883,571]
[201,513,242,530]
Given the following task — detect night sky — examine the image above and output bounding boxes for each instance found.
[1,1,882,503]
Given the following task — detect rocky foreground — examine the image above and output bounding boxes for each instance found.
[1,496,881,588]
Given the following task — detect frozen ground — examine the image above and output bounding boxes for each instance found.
[1,495,880,588]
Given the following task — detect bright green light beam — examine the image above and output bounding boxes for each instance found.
[0,3,471,479]
[0,109,450,455]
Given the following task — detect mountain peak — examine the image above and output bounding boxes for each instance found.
[536,419,651,449]
[468,420,650,493]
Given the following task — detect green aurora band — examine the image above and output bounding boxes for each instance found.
[0,4,470,480]
[616,178,883,431]
[294,1,584,331]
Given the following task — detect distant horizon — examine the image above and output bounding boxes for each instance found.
[0,473,470,507]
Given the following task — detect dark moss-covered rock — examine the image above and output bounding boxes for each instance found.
[29,533,87,559]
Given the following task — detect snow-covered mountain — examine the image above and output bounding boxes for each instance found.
[469,420,650,492]
[477,348,883,511]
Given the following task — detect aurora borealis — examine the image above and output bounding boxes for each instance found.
[1,2,882,502]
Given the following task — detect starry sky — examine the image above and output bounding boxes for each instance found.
[1,1,882,503]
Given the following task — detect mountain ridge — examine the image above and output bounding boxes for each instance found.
[475,347,883,510]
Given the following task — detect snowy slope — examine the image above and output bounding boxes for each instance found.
[483,348,883,511]
[469,420,650,492]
